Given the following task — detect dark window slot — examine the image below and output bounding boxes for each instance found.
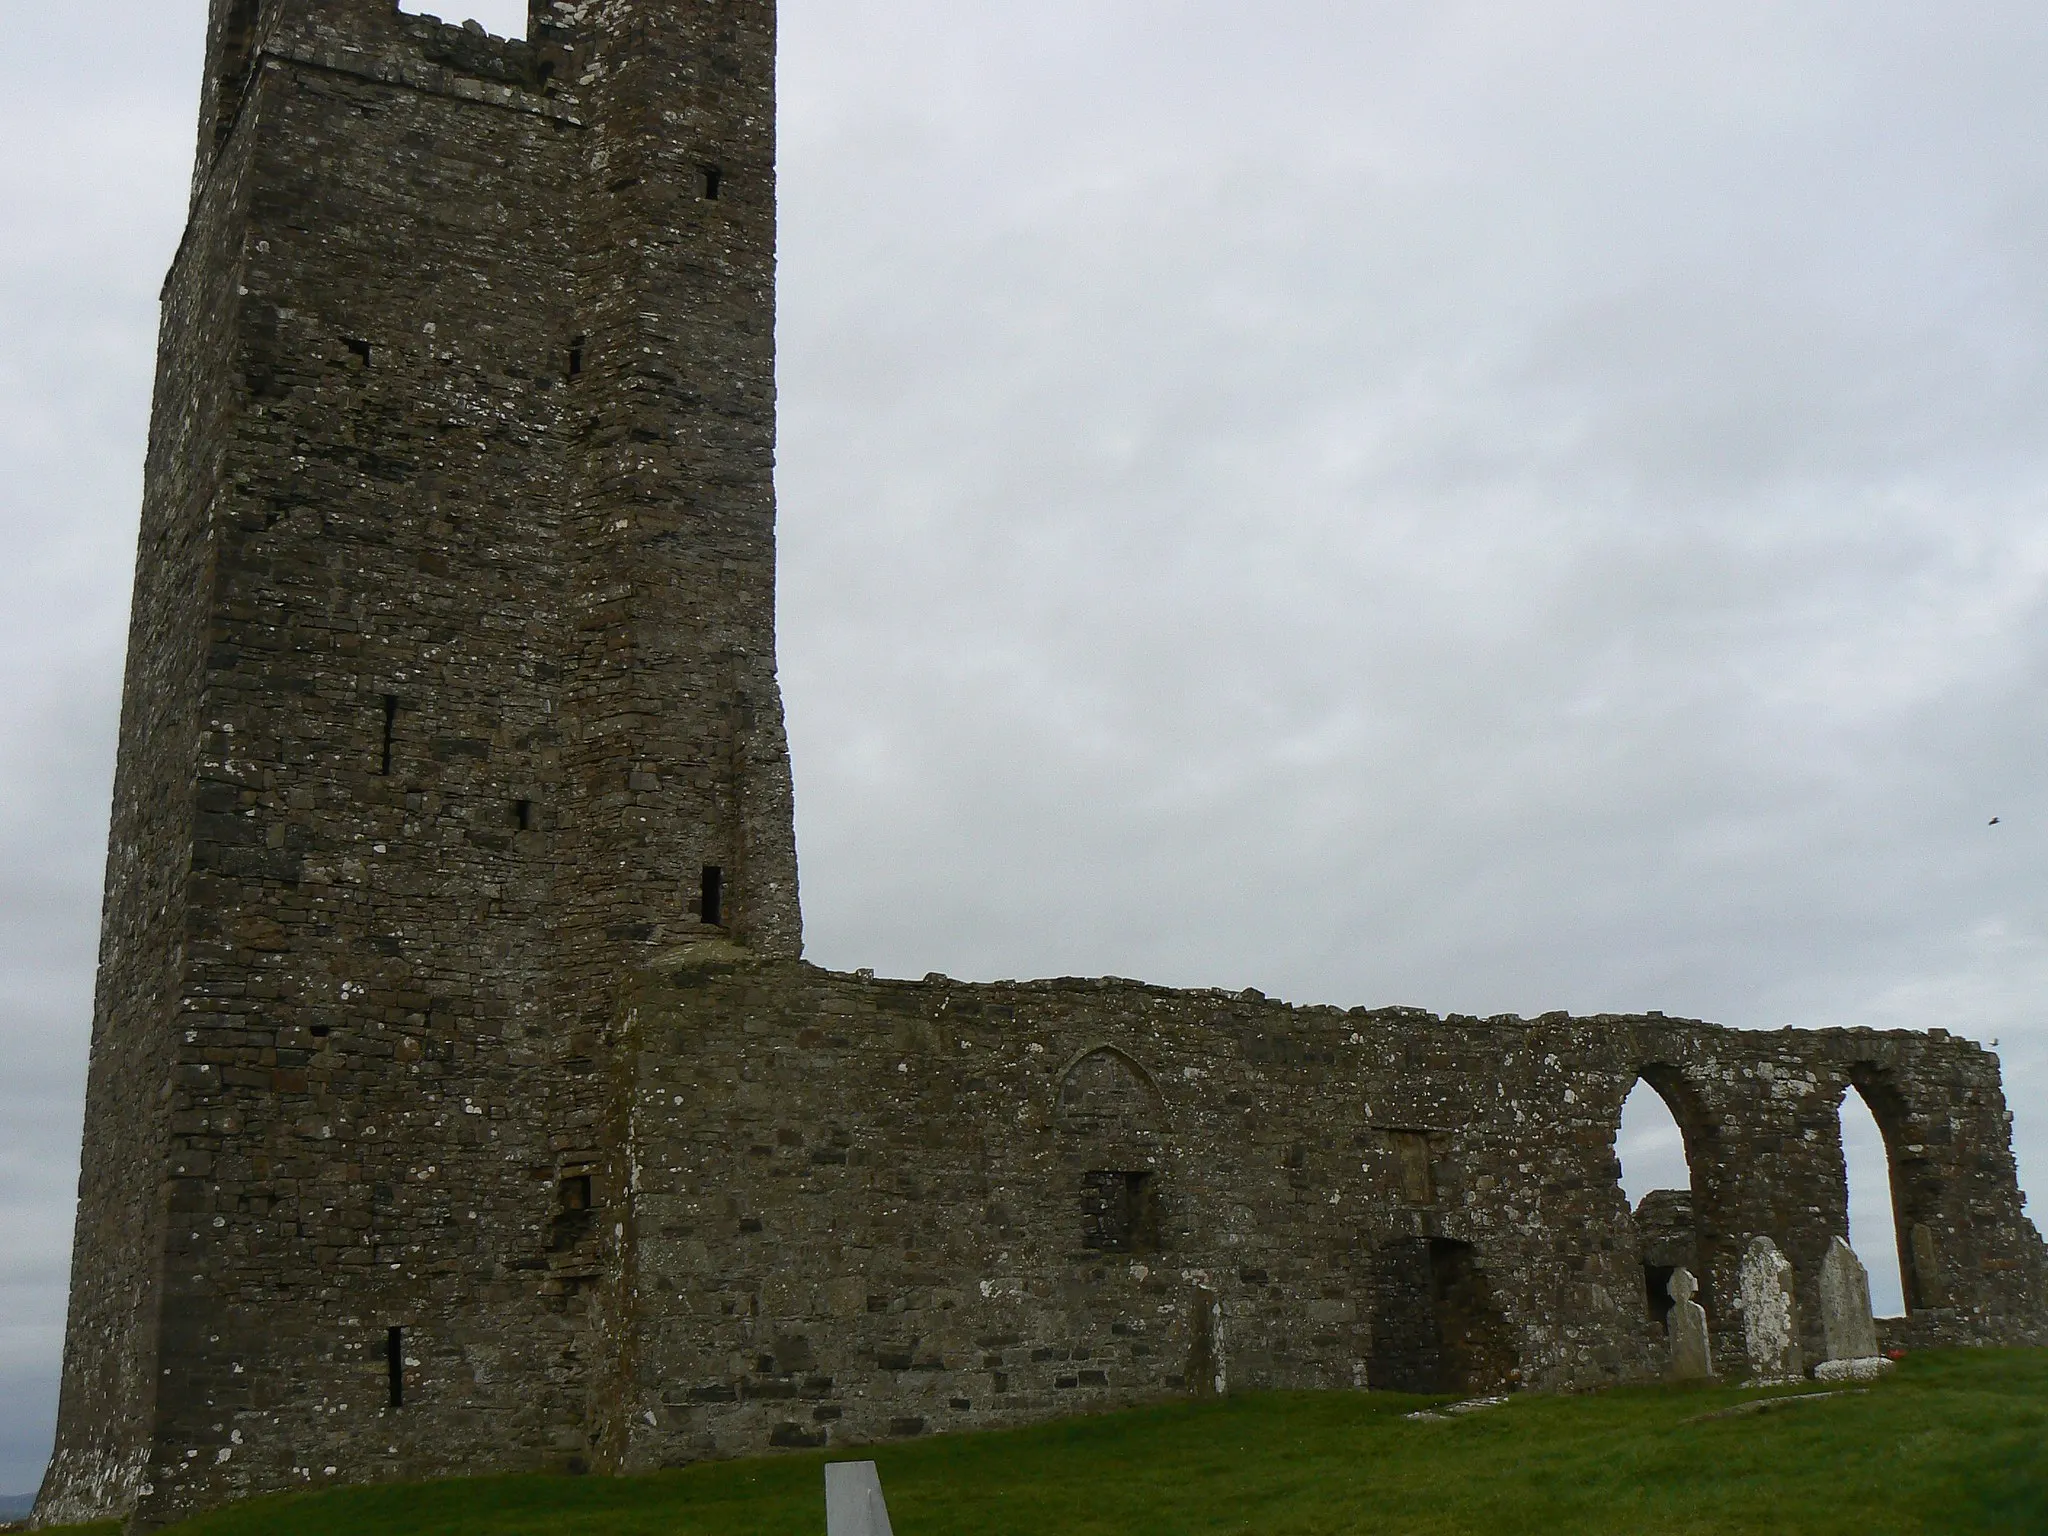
[516,799,535,831]
[568,337,584,380]
[701,865,725,927]
[701,165,723,201]
[1644,1264,1677,1333]
[345,337,372,367]
[380,695,399,776]
[311,1025,331,1040]
[1081,1170,1158,1253]
[386,1326,404,1409]
[550,1175,595,1254]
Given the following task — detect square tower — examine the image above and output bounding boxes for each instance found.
[40,1,795,1525]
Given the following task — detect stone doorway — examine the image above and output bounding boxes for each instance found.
[1367,1237,1518,1396]
[1429,1240,1518,1396]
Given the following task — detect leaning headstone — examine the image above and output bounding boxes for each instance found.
[1814,1237,1896,1382]
[1736,1236,1802,1383]
[826,1461,896,1536]
[1666,1267,1714,1381]
[1818,1237,1879,1362]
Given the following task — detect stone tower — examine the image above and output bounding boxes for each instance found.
[39,0,796,1524]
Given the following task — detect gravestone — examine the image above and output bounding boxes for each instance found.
[826,1462,895,1536]
[1736,1236,1802,1383]
[1818,1237,1879,1362]
[1666,1267,1714,1381]
[1813,1237,1896,1381]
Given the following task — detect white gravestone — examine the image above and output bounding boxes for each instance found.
[1666,1267,1714,1381]
[1736,1236,1802,1383]
[826,1461,896,1536]
[1814,1237,1895,1381]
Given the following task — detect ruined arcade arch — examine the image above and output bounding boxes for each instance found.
[1840,1066,1936,1317]
[1839,1084,1905,1316]
[1614,1064,1715,1327]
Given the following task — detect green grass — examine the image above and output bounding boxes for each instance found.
[42,1349,2048,1536]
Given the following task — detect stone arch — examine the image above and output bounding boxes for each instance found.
[1634,1061,1713,1145]
[1056,1046,1166,1255]
[1840,1063,1942,1314]
[1055,1045,1163,1139]
[1613,1063,1721,1324]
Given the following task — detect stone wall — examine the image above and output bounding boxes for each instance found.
[34,30,267,1521]
[608,955,2046,1464]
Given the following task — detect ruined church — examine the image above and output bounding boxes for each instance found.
[38,0,2047,1528]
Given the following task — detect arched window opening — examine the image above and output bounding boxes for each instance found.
[1618,1076,1696,1330]
[1057,1048,1165,1256]
[398,0,529,40]
[1841,1084,1907,1318]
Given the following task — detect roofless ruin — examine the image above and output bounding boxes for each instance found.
[40,2,2047,1527]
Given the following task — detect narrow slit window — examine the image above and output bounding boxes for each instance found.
[380,695,399,776]
[701,865,725,927]
[345,337,372,367]
[701,165,723,201]
[386,1326,405,1409]
[568,337,584,380]
[516,799,535,831]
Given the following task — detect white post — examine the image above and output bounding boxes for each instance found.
[826,1461,896,1536]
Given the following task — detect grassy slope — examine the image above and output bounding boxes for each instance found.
[44,1349,2048,1536]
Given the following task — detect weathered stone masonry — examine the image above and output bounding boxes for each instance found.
[37,1,2046,1529]
[605,959,2042,1468]
[43,0,797,1526]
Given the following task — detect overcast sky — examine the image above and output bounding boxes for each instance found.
[3,0,2045,1498]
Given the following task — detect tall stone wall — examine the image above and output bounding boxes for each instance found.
[611,955,2046,1464]
[41,1,795,1527]
[37,30,271,1519]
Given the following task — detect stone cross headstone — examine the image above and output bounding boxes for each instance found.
[1736,1236,1802,1383]
[826,1461,896,1536]
[1666,1267,1714,1381]
[1818,1236,1880,1363]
